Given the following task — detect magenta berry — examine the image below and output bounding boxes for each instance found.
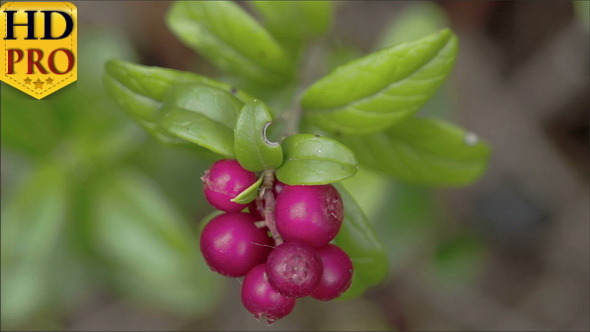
[275,184,344,247]
[273,180,285,195]
[241,264,296,324]
[311,244,353,301]
[266,242,323,298]
[200,212,272,277]
[202,159,258,212]
[199,161,353,322]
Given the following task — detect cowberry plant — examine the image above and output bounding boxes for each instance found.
[103,0,490,324]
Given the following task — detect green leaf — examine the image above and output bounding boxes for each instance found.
[1,163,68,328]
[276,134,358,185]
[103,59,251,121]
[340,116,491,186]
[333,184,388,300]
[375,2,449,50]
[302,29,458,134]
[93,169,223,317]
[250,1,332,53]
[166,1,294,85]
[230,175,264,205]
[374,4,454,120]
[103,60,251,147]
[158,83,243,157]
[234,100,283,171]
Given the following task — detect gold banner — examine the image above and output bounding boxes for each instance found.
[1,2,77,99]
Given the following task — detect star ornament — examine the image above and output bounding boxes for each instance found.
[46,77,54,85]
[33,79,44,89]
[24,77,32,85]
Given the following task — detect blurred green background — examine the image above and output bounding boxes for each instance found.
[1,1,589,331]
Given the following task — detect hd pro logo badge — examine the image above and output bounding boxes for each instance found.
[1,2,77,99]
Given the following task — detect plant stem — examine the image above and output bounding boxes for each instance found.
[259,169,283,246]
[281,92,304,138]
[261,39,328,246]
[281,38,327,138]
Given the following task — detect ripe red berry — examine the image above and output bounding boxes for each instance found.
[275,185,344,247]
[311,244,353,301]
[202,159,258,212]
[266,242,323,298]
[241,264,296,324]
[200,212,271,277]
[273,180,285,195]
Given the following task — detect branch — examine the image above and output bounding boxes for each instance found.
[258,169,283,246]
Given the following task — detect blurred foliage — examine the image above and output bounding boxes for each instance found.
[1,162,69,328]
[1,2,489,330]
[1,27,224,330]
[333,184,388,300]
[431,233,486,287]
[376,1,450,50]
[249,1,333,55]
[92,170,223,316]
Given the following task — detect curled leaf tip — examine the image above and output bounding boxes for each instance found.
[262,122,279,147]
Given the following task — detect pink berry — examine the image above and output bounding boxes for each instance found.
[311,244,353,301]
[202,159,258,212]
[241,264,296,324]
[275,185,344,247]
[266,242,323,298]
[200,212,271,277]
[273,180,286,195]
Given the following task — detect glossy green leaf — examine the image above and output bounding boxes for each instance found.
[302,29,458,134]
[276,134,358,185]
[234,100,283,171]
[375,3,454,120]
[103,59,251,120]
[104,60,251,148]
[375,2,449,50]
[158,83,244,157]
[333,184,388,300]
[1,163,68,328]
[106,60,215,123]
[93,169,223,317]
[166,1,294,85]
[340,117,491,186]
[250,1,332,53]
[231,175,263,204]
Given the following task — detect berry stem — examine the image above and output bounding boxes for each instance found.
[260,169,283,246]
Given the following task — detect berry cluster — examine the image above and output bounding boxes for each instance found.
[200,159,353,323]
